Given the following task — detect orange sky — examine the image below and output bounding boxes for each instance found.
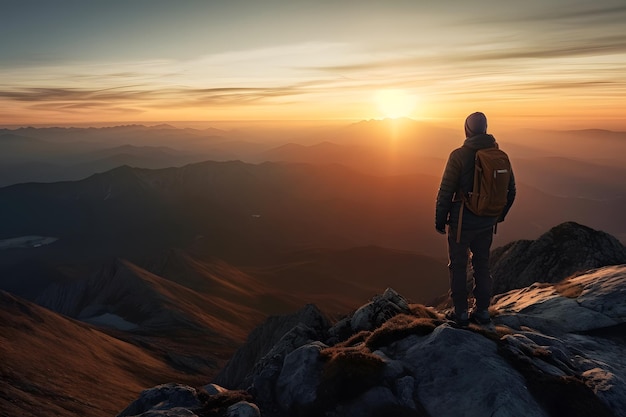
[1,1,625,130]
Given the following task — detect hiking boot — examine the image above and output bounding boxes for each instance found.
[471,309,491,324]
[445,310,469,327]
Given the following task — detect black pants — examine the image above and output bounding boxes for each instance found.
[447,226,494,313]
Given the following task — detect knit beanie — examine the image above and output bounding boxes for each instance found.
[464,112,488,137]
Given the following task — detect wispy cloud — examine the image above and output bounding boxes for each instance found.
[0,86,153,102]
[465,36,626,61]
[0,82,323,115]
[496,3,626,23]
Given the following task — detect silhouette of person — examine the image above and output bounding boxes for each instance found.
[435,112,516,326]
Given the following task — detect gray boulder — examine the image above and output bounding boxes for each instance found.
[214,303,329,389]
[226,401,260,417]
[398,325,549,417]
[275,341,327,411]
[492,265,626,332]
[350,287,410,332]
[248,322,323,410]
[202,383,228,395]
[116,384,200,417]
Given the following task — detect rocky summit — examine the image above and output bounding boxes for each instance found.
[490,221,626,295]
[117,263,626,417]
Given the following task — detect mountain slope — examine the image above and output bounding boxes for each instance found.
[0,291,207,417]
[30,246,447,334]
[244,246,448,309]
[0,160,440,264]
[35,257,266,341]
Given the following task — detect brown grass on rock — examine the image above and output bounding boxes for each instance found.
[196,389,253,417]
[554,278,584,299]
[318,346,386,406]
[365,314,443,351]
[334,330,371,348]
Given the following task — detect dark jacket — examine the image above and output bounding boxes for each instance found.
[435,133,516,231]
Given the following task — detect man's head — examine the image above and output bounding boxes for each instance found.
[464,112,488,138]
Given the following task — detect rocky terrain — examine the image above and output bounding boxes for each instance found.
[117,223,626,417]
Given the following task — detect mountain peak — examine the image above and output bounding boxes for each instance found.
[491,221,626,294]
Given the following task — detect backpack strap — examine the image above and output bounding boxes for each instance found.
[456,198,465,243]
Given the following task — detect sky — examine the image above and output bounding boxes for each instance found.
[1,0,625,129]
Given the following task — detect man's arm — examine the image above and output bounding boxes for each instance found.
[435,151,462,232]
[498,168,516,222]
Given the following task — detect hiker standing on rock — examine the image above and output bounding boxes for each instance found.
[435,112,516,326]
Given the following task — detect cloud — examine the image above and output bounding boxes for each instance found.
[508,3,626,23]
[5,85,156,100]
[465,35,626,61]
[0,82,320,115]
[454,2,626,26]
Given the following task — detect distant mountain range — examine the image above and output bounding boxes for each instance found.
[0,156,623,264]
[3,120,625,199]
[0,160,441,264]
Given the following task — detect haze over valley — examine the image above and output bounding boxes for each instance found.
[2,119,624,251]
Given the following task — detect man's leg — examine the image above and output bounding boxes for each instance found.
[470,227,494,312]
[448,230,470,315]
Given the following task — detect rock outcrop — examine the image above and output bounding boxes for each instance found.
[491,221,626,294]
[212,303,330,390]
[118,265,626,417]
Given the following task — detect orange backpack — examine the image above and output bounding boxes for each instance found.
[466,147,511,216]
[456,146,511,242]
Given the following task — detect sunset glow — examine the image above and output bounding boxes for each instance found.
[1,1,625,129]
[375,89,417,119]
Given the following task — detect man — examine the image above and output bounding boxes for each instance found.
[435,112,516,326]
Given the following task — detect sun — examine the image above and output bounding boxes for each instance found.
[374,89,417,119]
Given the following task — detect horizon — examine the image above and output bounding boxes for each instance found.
[2,117,625,133]
[2,1,626,130]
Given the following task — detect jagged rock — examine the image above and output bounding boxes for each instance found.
[501,333,575,377]
[213,303,330,389]
[491,265,626,413]
[492,265,626,332]
[327,316,352,344]
[275,341,327,411]
[397,325,549,417]
[116,383,200,417]
[246,322,322,410]
[350,288,410,332]
[226,401,261,417]
[491,222,626,294]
